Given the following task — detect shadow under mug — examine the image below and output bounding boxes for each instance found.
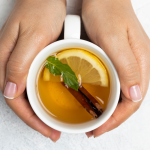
[27,15,120,133]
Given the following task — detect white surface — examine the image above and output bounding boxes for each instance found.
[0,0,150,149]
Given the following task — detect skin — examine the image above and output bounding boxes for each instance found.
[82,0,150,137]
[0,0,66,142]
[0,0,149,142]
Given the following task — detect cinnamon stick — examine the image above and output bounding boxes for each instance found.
[62,83,103,118]
[79,85,103,113]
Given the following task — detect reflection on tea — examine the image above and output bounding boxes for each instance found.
[37,48,110,123]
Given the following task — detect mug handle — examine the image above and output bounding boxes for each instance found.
[64,15,81,39]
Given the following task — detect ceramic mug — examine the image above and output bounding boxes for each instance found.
[27,15,120,133]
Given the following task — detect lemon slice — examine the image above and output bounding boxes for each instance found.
[58,49,108,86]
[43,49,108,86]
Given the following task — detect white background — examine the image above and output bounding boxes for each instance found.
[0,0,150,149]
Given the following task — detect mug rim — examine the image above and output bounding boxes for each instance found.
[27,39,120,133]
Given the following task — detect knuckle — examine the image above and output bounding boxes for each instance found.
[123,63,140,84]
[20,28,49,46]
[35,32,49,43]
[7,59,26,76]
[111,114,120,128]
[32,32,50,48]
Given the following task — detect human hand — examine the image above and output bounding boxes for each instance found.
[0,0,66,142]
[82,0,150,137]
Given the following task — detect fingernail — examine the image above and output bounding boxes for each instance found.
[87,134,93,138]
[129,85,142,102]
[86,131,93,138]
[49,130,57,143]
[3,82,17,99]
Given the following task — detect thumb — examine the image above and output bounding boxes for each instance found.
[98,35,142,102]
[3,33,51,99]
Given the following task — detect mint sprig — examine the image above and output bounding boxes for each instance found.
[45,57,79,91]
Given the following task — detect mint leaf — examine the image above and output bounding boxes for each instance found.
[45,57,61,75]
[45,57,79,91]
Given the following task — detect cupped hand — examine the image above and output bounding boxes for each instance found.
[82,0,150,137]
[0,0,66,142]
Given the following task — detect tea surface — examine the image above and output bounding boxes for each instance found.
[37,48,110,123]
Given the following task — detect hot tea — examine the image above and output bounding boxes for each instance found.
[36,48,110,123]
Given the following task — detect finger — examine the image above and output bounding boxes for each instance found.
[86,131,93,138]
[91,53,149,138]
[0,21,19,91]
[5,94,61,142]
[3,28,53,99]
[0,22,6,34]
[82,3,143,102]
[127,18,150,96]
[97,32,142,102]
[93,93,142,137]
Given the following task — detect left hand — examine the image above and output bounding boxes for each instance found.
[82,0,150,137]
[0,0,66,142]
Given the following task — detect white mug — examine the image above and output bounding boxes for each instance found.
[27,15,120,133]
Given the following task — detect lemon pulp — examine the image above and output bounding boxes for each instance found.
[43,49,108,86]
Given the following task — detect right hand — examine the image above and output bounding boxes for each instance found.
[82,0,150,138]
[0,0,66,142]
